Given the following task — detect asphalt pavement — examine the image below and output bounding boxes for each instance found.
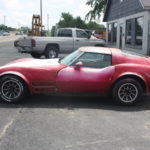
[0,36,150,150]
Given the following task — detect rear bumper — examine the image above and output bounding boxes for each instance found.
[16,45,33,53]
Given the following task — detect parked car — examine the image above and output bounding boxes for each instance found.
[14,28,106,59]
[0,30,4,35]
[92,29,106,40]
[2,31,10,36]
[0,46,150,105]
[15,32,24,35]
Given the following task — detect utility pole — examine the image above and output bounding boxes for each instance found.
[4,16,6,25]
[40,0,43,26]
[47,14,49,35]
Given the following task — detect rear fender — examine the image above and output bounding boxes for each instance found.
[112,72,147,92]
[117,72,146,82]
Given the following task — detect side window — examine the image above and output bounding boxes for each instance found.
[72,52,111,68]
[57,29,72,37]
[76,30,88,38]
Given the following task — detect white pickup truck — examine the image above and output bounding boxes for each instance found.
[14,28,106,58]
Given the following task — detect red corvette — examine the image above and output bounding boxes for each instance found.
[0,47,150,105]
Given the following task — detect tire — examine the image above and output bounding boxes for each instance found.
[0,75,27,103]
[45,45,58,59]
[113,78,142,105]
[14,41,18,47]
[31,53,42,58]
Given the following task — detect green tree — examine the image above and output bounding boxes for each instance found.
[58,13,74,28]
[86,0,107,21]
[58,13,87,28]
[52,12,106,34]
[0,24,8,31]
[74,17,87,29]
[87,21,105,29]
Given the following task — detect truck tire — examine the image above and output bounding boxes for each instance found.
[31,53,42,58]
[14,41,19,47]
[45,45,58,59]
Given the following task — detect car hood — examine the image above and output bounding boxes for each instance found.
[1,58,61,68]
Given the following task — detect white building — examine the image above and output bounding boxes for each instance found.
[103,0,150,55]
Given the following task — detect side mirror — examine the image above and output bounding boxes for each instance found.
[75,61,83,70]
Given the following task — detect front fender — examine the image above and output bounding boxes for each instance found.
[0,71,33,93]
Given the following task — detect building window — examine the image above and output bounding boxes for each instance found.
[108,22,117,45]
[126,17,143,49]
[126,19,132,45]
[135,17,143,46]
[113,23,117,43]
[108,24,112,42]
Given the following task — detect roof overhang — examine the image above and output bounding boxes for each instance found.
[103,0,150,22]
[139,0,150,9]
[103,0,111,22]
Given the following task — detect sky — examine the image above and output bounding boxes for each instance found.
[0,0,105,29]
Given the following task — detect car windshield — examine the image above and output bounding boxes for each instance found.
[60,50,83,65]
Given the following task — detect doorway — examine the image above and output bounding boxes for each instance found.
[119,23,123,49]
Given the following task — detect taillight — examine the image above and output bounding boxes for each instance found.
[31,39,36,47]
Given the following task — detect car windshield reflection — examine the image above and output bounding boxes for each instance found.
[60,50,83,65]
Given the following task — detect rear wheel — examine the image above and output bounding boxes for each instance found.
[45,45,58,58]
[14,41,19,47]
[31,53,42,58]
[0,75,27,103]
[113,78,142,105]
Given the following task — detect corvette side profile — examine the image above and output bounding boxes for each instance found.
[0,47,150,105]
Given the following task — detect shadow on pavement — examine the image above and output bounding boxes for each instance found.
[0,94,150,112]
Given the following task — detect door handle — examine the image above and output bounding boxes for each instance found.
[76,40,80,42]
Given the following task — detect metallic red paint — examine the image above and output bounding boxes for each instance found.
[0,47,150,96]
[56,66,115,94]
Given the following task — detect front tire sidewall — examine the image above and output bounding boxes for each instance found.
[113,79,142,105]
[45,46,58,59]
[0,76,26,103]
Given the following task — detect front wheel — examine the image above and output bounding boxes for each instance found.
[0,75,27,103]
[113,79,142,105]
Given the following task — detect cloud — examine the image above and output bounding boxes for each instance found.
[49,0,74,5]
[3,0,22,10]
[0,12,4,17]
[74,1,91,20]
[0,0,105,28]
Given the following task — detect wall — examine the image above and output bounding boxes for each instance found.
[106,0,144,21]
[106,11,150,55]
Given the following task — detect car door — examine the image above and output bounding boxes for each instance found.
[74,30,93,50]
[56,52,115,94]
[57,29,74,52]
